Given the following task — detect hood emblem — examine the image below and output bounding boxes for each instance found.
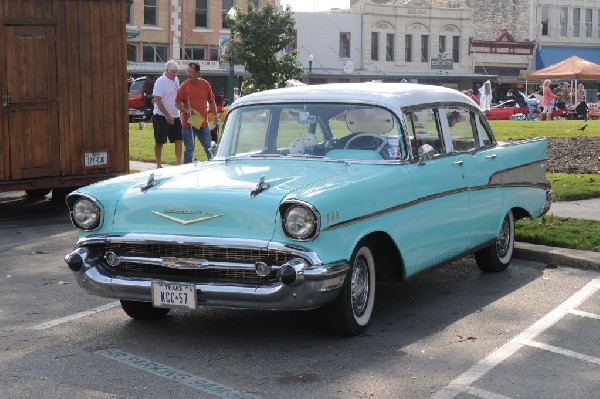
[152,210,224,225]
[250,175,270,198]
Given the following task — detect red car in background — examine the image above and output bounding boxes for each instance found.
[485,100,528,120]
[128,76,157,122]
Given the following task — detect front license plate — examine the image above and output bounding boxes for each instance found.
[151,282,197,309]
[84,151,108,166]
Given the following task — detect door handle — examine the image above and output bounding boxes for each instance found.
[485,154,497,159]
[1,94,12,110]
[453,160,464,166]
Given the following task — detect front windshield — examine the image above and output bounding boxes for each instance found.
[216,103,407,161]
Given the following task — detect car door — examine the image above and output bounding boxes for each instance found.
[405,107,469,274]
[444,108,503,249]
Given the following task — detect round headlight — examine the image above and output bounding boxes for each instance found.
[72,197,100,230]
[284,205,318,240]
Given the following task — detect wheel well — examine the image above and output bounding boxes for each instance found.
[363,232,404,282]
[511,206,531,221]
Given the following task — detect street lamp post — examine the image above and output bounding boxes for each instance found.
[227,7,236,104]
[308,53,314,85]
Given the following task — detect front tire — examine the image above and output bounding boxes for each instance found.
[322,240,376,336]
[475,210,514,272]
[120,300,170,320]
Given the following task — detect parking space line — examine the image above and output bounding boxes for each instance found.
[518,339,600,365]
[463,386,513,399]
[97,349,261,399]
[28,301,120,330]
[433,278,599,399]
[569,309,600,320]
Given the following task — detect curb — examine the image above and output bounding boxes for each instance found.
[514,242,600,271]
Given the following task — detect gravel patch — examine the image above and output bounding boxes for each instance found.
[546,137,600,174]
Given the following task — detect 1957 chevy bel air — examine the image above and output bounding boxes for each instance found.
[65,83,552,336]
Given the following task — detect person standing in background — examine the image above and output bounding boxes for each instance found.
[541,79,556,121]
[175,62,219,163]
[152,60,182,168]
[575,83,586,104]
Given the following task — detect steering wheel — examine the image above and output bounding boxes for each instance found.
[344,133,387,152]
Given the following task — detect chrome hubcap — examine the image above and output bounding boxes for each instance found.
[496,216,511,257]
[351,256,370,317]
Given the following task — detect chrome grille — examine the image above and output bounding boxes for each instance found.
[94,242,296,284]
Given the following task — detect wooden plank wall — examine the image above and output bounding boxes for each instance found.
[0,0,128,182]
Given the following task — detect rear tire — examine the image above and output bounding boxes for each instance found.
[475,210,514,272]
[322,240,376,336]
[120,300,170,320]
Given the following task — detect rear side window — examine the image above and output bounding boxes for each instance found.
[441,108,477,152]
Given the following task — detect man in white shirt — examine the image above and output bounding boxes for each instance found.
[152,60,182,167]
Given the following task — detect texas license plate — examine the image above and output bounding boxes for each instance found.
[151,282,197,309]
[84,151,108,166]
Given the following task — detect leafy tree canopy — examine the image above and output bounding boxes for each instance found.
[226,3,303,93]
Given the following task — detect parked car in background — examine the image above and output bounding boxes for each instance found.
[65,83,553,336]
[485,99,529,120]
[128,76,156,122]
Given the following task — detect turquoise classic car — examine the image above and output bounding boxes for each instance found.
[65,83,552,336]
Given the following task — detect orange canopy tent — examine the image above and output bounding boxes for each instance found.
[526,55,600,80]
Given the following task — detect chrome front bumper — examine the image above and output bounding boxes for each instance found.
[64,235,349,311]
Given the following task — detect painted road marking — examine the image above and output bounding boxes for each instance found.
[28,301,120,330]
[97,349,261,399]
[518,339,600,365]
[433,278,600,399]
[569,309,600,320]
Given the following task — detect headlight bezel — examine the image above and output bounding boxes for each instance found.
[280,200,321,241]
[67,194,102,231]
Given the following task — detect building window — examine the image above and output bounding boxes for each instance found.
[541,5,549,36]
[405,34,412,62]
[573,8,580,37]
[126,1,133,25]
[438,35,446,55]
[182,46,207,60]
[339,32,351,58]
[222,0,234,29]
[420,35,429,62]
[560,8,568,37]
[144,0,158,26]
[452,36,459,62]
[585,9,593,38]
[210,46,219,61]
[195,0,208,28]
[143,43,167,62]
[371,32,379,61]
[386,34,394,62]
[127,44,137,62]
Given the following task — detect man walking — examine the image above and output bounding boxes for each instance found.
[175,61,219,163]
[152,60,182,168]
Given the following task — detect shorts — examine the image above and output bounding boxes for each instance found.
[152,114,182,144]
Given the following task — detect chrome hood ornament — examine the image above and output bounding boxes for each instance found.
[152,210,224,225]
[250,175,270,198]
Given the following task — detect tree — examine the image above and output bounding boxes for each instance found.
[226,3,303,93]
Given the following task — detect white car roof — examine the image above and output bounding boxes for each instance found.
[232,82,478,110]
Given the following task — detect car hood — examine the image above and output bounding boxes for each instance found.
[100,160,352,240]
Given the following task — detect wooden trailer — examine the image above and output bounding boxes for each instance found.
[0,0,129,198]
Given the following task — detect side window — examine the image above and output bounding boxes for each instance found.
[406,108,444,159]
[477,114,495,146]
[442,108,477,152]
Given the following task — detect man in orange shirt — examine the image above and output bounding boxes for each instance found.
[175,62,219,162]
